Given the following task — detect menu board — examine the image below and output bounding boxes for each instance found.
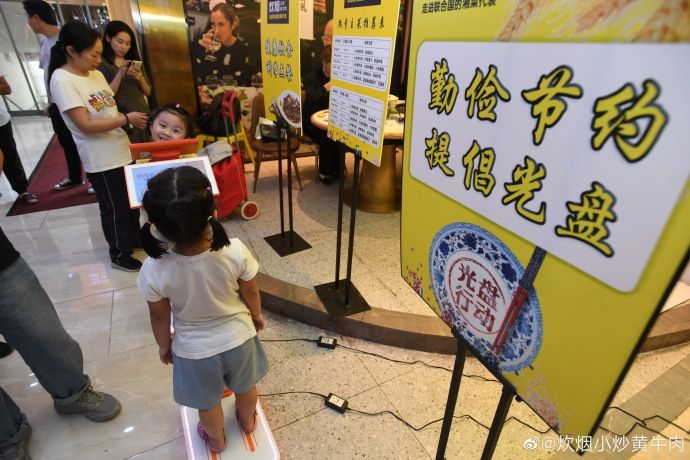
[261,0,302,131]
[326,0,400,166]
[400,0,690,444]
[331,36,391,90]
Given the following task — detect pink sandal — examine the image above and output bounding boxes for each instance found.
[197,421,227,453]
[236,409,257,433]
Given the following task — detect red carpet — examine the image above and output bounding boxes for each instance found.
[7,136,97,216]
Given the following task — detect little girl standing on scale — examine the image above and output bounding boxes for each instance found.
[136,166,268,453]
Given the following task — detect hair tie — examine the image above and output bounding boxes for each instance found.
[175,103,182,109]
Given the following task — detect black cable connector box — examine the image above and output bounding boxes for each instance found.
[325,393,348,413]
[318,336,337,349]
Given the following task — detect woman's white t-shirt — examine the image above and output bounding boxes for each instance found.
[50,68,131,173]
[136,239,259,359]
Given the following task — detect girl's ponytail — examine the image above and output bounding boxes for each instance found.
[208,217,230,252]
[140,222,167,259]
[47,41,67,85]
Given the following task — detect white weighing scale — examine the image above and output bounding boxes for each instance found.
[181,389,280,459]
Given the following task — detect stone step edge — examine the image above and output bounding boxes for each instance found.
[258,273,690,355]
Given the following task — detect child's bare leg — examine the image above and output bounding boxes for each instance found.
[199,403,226,449]
[235,387,258,432]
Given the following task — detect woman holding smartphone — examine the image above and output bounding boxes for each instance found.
[98,20,151,143]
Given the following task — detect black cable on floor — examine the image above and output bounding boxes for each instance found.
[262,337,499,382]
[259,338,690,442]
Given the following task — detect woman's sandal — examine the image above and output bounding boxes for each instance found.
[197,421,227,453]
[236,409,257,433]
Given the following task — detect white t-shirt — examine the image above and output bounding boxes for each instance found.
[50,68,131,173]
[0,72,10,127]
[39,33,58,96]
[136,238,259,360]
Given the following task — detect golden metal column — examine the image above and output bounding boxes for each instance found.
[129,0,197,113]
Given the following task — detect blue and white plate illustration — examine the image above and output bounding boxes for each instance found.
[429,222,543,372]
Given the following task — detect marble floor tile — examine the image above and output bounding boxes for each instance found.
[271,386,431,460]
[110,287,156,356]
[338,334,448,385]
[2,344,178,460]
[0,349,35,389]
[52,291,114,364]
[126,436,187,460]
[259,319,379,426]
[26,250,140,304]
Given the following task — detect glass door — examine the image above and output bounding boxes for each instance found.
[0,0,44,115]
[0,0,109,117]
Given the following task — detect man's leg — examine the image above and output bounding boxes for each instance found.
[0,121,29,195]
[0,257,121,422]
[0,257,85,399]
[0,386,30,458]
[48,103,83,186]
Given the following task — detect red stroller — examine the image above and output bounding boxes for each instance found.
[207,90,258,220]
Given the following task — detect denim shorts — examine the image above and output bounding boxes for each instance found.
[172,335,269,410]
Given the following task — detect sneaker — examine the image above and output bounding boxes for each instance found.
[87,187,95,194]
[0,342,13,359]
[53,385,121,422]
[0,422,31,460]
[17,193,38,205]
[111,256,142,272]
[318,173,333,185]
[53,178,84,191]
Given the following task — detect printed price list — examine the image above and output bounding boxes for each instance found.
[332,36,392,91]
[329,86,384,147]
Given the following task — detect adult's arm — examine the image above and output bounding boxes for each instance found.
[63,107,148,134]
[98,61,128,95]
[129,66,151,97]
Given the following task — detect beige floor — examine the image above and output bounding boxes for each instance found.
[1,116,689,459]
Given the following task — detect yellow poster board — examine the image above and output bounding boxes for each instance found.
[260,0,302,130]
[327,0,401,166]
[401,0,690,439]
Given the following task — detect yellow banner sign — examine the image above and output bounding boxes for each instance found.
[260,0,302,130]
[401,0,690,439]
[327,0,400,165]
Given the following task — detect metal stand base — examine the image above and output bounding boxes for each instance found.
[264,230,311,257]
[315,281,371,317]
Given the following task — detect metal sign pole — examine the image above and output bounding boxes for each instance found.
[314,149,371,316]
[334,143,347,290]
[285,125,295,247]
[435,339,467,460]
[480,385,515,460]
[343,151,362,305]
[276,124,285,236]
[263,120,311,256]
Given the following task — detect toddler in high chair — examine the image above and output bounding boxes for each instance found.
[136,166,268,453]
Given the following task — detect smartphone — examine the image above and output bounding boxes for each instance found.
[129,60,143,71]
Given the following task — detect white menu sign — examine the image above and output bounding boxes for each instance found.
[332,36,392,90]
[329,86,384,148]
